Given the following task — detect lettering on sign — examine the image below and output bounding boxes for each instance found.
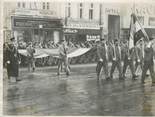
[64,29,78,33]
[105,8,120,15]
[86,35,100,41]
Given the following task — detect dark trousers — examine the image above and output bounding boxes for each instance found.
[96,61,109,79]
[110,60,122,78]
[141,61,155,83]
[123,59,135,77]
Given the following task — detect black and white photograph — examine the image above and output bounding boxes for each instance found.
[2,0,155,116]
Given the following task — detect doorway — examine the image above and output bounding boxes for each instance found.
[108,15,120,41]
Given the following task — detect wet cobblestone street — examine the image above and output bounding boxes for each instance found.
[3,64,155,116]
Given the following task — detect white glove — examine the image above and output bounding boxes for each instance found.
[7,61,10,64]
[19,61,21,64]
[99,58,103,62]
[113,58,116,61]
[137,59,140,63]
[128,57,131,60]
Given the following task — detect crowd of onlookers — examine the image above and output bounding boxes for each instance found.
[17,40,95,49]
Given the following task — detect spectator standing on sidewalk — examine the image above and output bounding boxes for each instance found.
[6,37,21,82]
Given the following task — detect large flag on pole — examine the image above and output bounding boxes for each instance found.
[129,13,149,49]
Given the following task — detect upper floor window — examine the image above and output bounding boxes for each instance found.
[43,2,46,9]
[79,3,83,19]
[89,3,93,20]
[22,2,25,8]
[68,3,71,17]
[47,2,50,9]
[17,2,21,8]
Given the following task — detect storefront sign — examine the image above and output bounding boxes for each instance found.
[86,35,100,41]
[149,17,155,26]
[105,8,120,15]
[63,29,78,33]
[13,17,62,28]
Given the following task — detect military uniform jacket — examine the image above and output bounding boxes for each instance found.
[97,43,109,61]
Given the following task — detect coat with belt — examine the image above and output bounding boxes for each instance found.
[122,45,135,61]
[96,43,109,62]
[109,44,122,61]
[6,44,20,77]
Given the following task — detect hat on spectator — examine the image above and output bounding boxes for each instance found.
[100,38,105,41]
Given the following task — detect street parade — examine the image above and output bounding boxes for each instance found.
[2,1,155,116]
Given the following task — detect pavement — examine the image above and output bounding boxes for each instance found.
[3,63,155,116]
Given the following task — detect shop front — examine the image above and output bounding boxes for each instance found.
[11,16,63,45]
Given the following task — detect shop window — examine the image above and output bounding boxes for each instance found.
[34,29,39,35]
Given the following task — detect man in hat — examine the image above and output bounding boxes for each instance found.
[141,38,155,85]
[57,38,70,76]
[122,40,137,80]
[110,39,123,80]
[6,37,21,82]
[26,42,36,72]
[96,38,109,80]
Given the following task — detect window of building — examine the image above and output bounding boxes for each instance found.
[79,3,83,19]
[34,2,37,9]
[22,2,25,8]
[29,3,32,9]
[17,2,21,8]
[91,3,93,8]
[149,17,155,26]
[89,9,93,20]
[89,3,93,20]
[43,2,46,9]
[137,16,144,25]
[47,2,50,9]
[68,3,71,17]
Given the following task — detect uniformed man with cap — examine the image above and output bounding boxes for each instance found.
[96,38,109,80]
[110,39,123,80]
[57,38,70,76]
[141,38,155,85]
[6,37,21,82]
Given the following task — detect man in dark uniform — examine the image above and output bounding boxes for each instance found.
[57,38,70,76]
[96,38,109,80]
[141,38,155,85]
[122,41,137,80]
[110,39,123,80]
[6,37,21,82]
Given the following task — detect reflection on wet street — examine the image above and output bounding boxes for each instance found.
[3,64,155,116]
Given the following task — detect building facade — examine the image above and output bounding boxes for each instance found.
[3,1,155,43]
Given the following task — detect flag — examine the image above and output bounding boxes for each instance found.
[128,13,149,49]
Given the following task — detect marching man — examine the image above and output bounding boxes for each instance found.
[96,38,109,80]
[110,39,123,80]
[141,38,155,85]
